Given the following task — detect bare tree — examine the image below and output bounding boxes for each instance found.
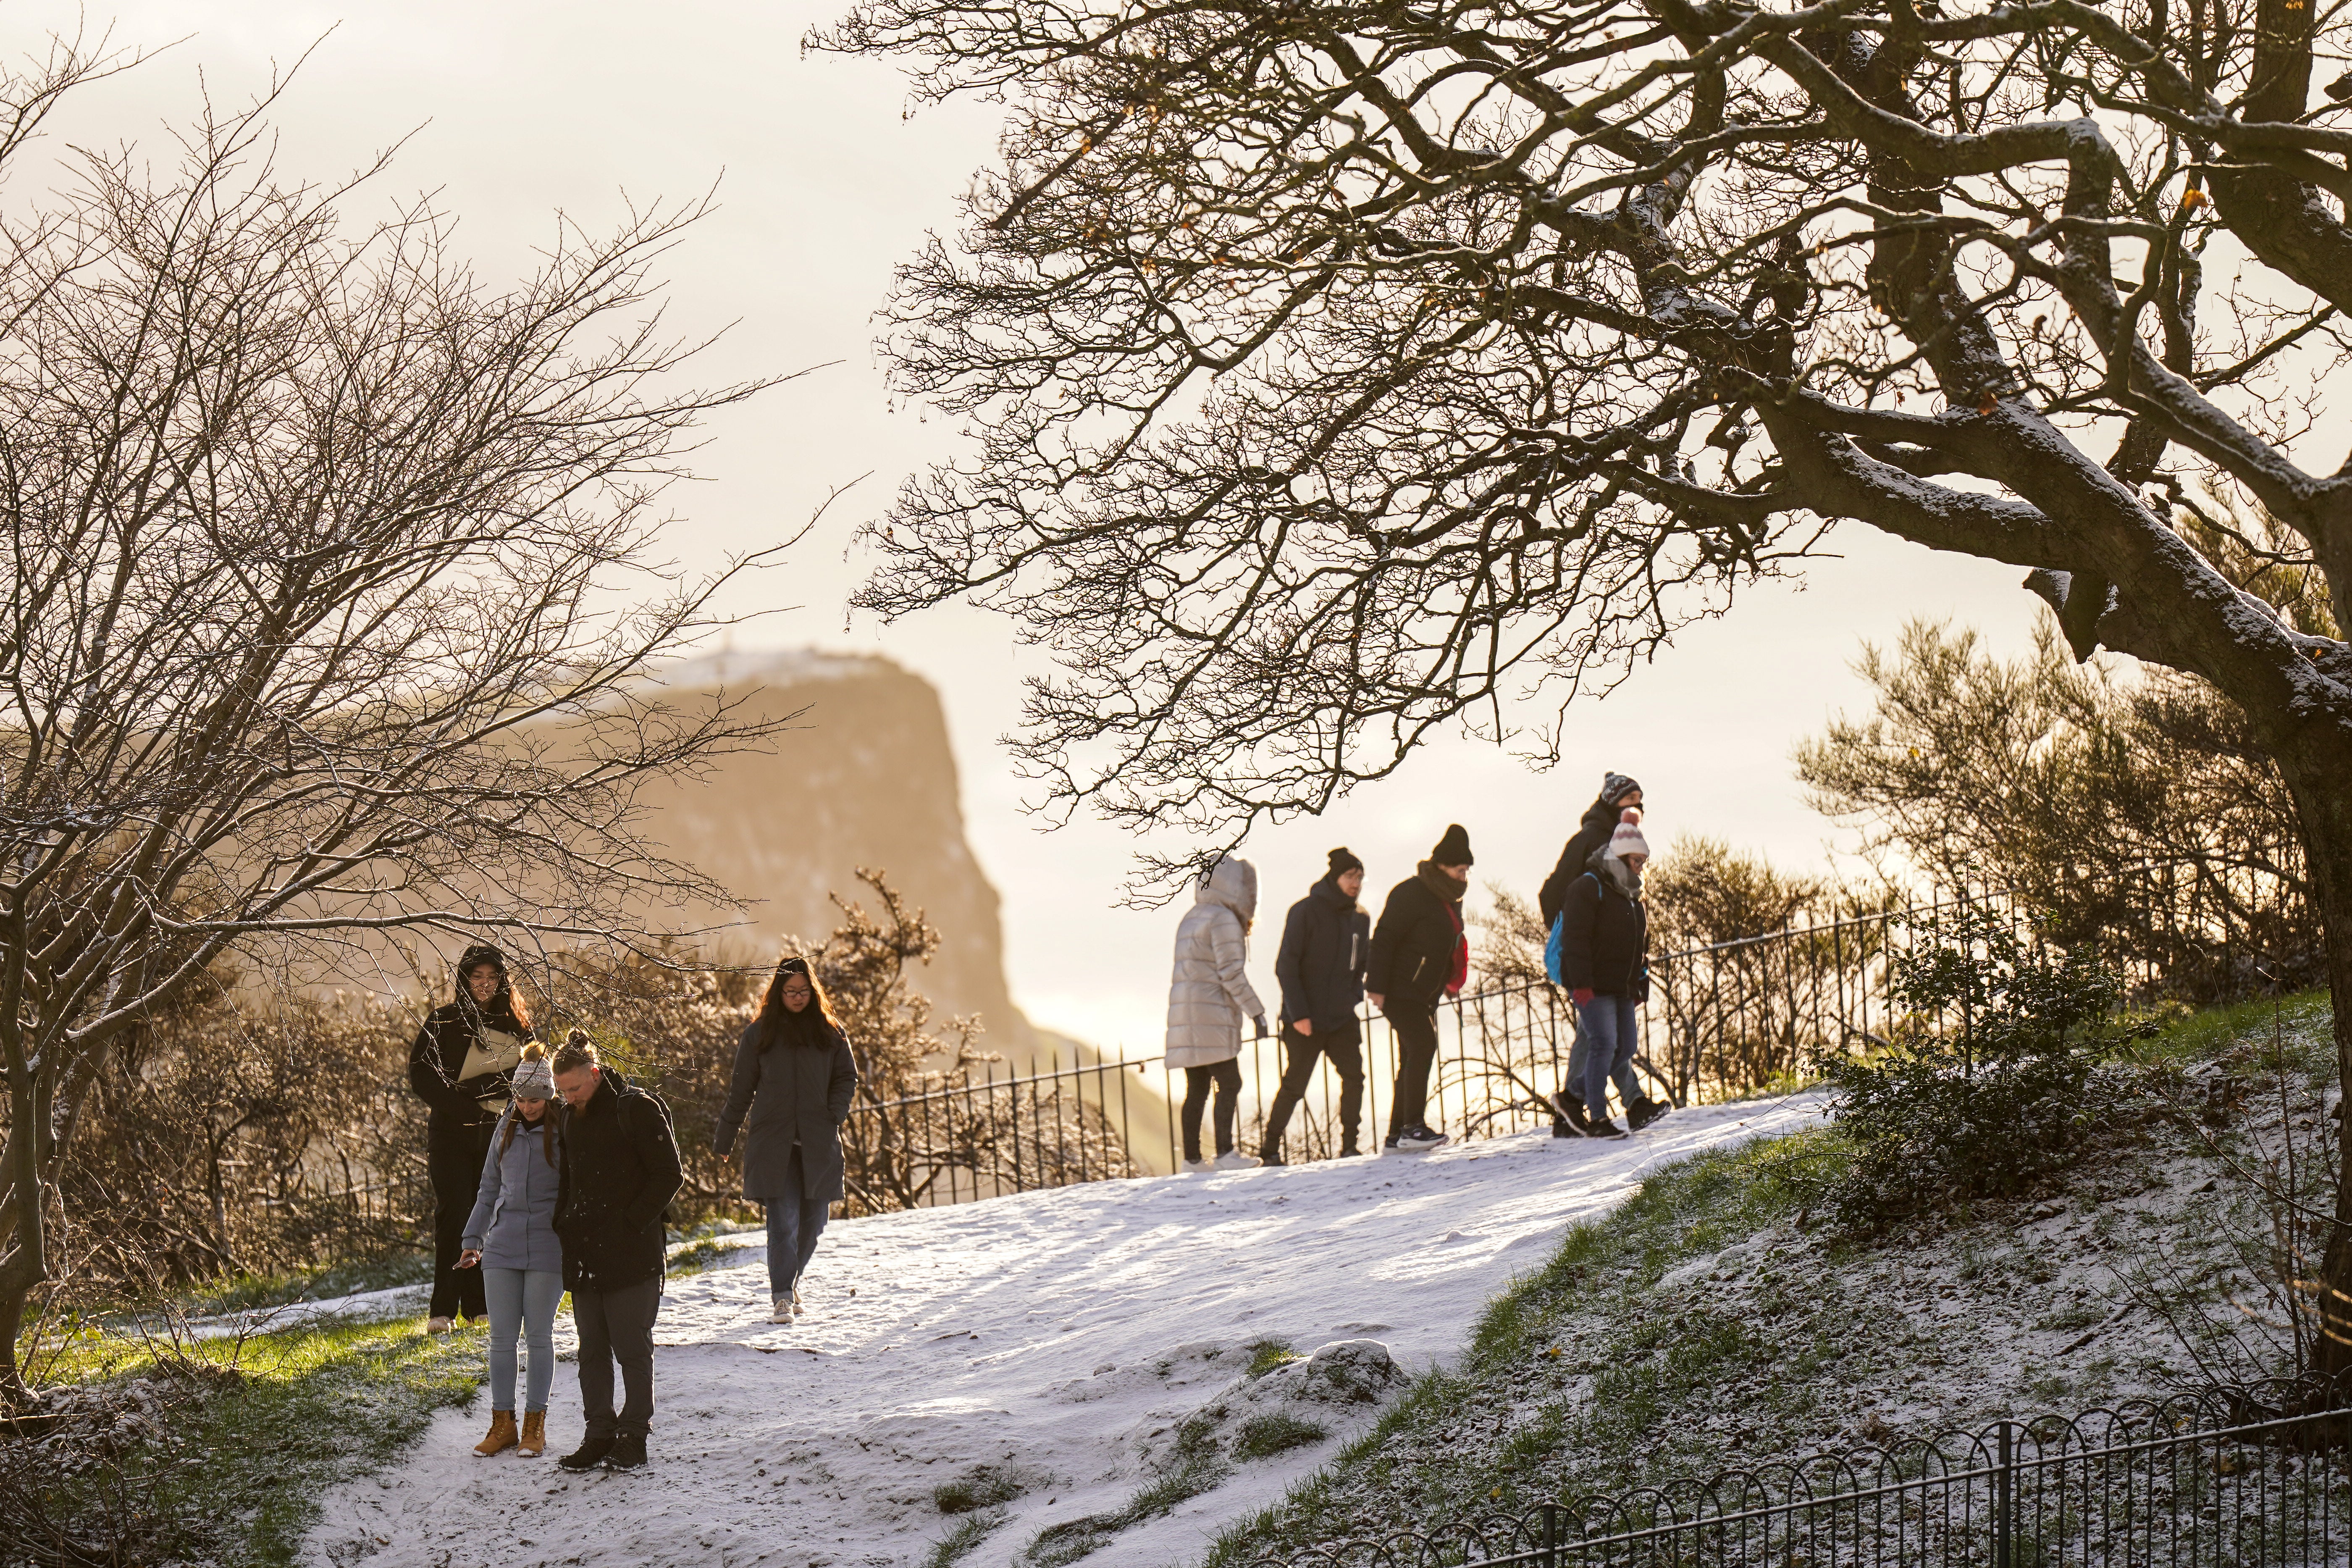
[819,0,2352,1374]
[0,62,795,1394]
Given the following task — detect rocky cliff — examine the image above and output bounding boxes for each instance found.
[638,648,1035,1058]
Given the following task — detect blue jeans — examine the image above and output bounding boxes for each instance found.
[482,1266,562,1412]
[764,1145,830,1298]
[1576,994,1642,1122]
[1563,1007,1642,1117]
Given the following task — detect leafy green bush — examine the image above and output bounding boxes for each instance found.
[1819,903,2134,1229]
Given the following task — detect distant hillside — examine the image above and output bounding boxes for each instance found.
[633,647,1035,1059]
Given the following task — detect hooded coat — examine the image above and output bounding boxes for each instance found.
[1164,857,1266,1068]
[554,1067,684,1292]
[459,1111,563,1272]
[713,1009,861,1206]
[1274,875,1370,1038]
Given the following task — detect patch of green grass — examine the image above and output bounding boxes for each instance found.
[936,1463,1028,1514]
[1023,1410,1230,1564]
[2134,988,2330,1066]
[166,1252,434,1320]
[29,1315,480,1567]
[667,1236,757,1276]
[1233,1413,1329,1460]
[928,1507,1008,1568]
[1246,1339,1302,1378]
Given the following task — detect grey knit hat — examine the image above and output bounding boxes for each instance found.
[510,1051,557,1101]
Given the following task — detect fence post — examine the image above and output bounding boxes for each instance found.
[1540,1501,1558,1568]
[1995,1419,2015,1568]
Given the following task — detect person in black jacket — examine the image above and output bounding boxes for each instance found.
[1538,774,1643,930]
[1558,815,1654,1137]
[714,955,861,1324]
[1366,825,1473,1152]
[1537,775,1649,1136]
[1259,848,1373,1164]
[407,944,534,1330]
[550,1030,683,1474]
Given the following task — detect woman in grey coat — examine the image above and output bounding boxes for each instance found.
[1164,855,1268,1171]
[457,1041,563,1457]
[715,955,860,1324]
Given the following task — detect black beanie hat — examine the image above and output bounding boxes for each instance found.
[1327,846,1365,877]
[1601,772,1643,806]
[1431,823,1474,866]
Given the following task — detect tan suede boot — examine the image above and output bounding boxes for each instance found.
[473,1410,517,1457]
[516,1410,546,1457]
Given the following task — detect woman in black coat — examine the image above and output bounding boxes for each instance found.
[714,956,860,1324]
[408,943,535,1330]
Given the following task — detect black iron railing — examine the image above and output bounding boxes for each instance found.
[1216,859,2310,1161]
[1246,1400,2352,1566]
[840,1048,1157,1212]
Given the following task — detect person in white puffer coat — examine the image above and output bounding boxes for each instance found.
[1165,855,1270,1171]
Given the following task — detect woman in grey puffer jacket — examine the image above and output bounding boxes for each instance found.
[1164,855,1268,1171]
[457,1041,564,1458]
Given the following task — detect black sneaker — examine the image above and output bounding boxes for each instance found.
[559,1435,613,1472]
[603,1430,647,1471]
[1588,1118,1630,1140]
[1628,1098,1671,1132]
[1548,1092,1595,1136]
[1395,1124,1449,1151]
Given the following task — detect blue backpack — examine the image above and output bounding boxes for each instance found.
[1545,870,1606,985]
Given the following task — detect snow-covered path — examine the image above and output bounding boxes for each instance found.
[302,1095,1819,1568]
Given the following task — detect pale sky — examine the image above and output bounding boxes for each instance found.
[8,1,2053,1054]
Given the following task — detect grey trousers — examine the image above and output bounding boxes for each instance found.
[573,1275,662,1439]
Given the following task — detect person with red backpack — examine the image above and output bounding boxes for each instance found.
[1366,825,1473,1151]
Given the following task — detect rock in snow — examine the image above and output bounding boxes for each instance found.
[301,1095,1819,1568]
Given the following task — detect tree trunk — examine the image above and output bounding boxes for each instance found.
[2280,748,2352,1398]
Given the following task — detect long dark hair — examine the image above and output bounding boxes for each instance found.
[455,943,533,1032]
[756,954,843,1048]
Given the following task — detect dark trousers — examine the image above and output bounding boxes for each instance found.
[425,1118,494,1321]
[574,1274,662,1439]
[1384,1001,1441,1138]
[1181,1060,1243,1161]
[1260,1025,1364,1158]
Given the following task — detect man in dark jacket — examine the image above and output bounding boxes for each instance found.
[406,944,532,1329]
[1536,775,1652,1136]
[550,1035,683,1473]
[1259,848,1373,1164]
[1558,815,1655,1137]
[1366,825,1473,1152]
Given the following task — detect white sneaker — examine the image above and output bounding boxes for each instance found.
[791,1287,803,1318]
[769,1295,793,1324]
[1180,1158,1213,1173]
[1211,1150,1261,1170]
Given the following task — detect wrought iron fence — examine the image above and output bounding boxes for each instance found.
[1203,857,2309,1162]
[840,1048,1155,1212]
[1247,1400,2352,1567]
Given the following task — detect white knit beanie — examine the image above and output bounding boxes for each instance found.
[510,1050,557,1101]
[1606,814,1651,863]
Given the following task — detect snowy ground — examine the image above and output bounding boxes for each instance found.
[300,1095,1820,1568]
